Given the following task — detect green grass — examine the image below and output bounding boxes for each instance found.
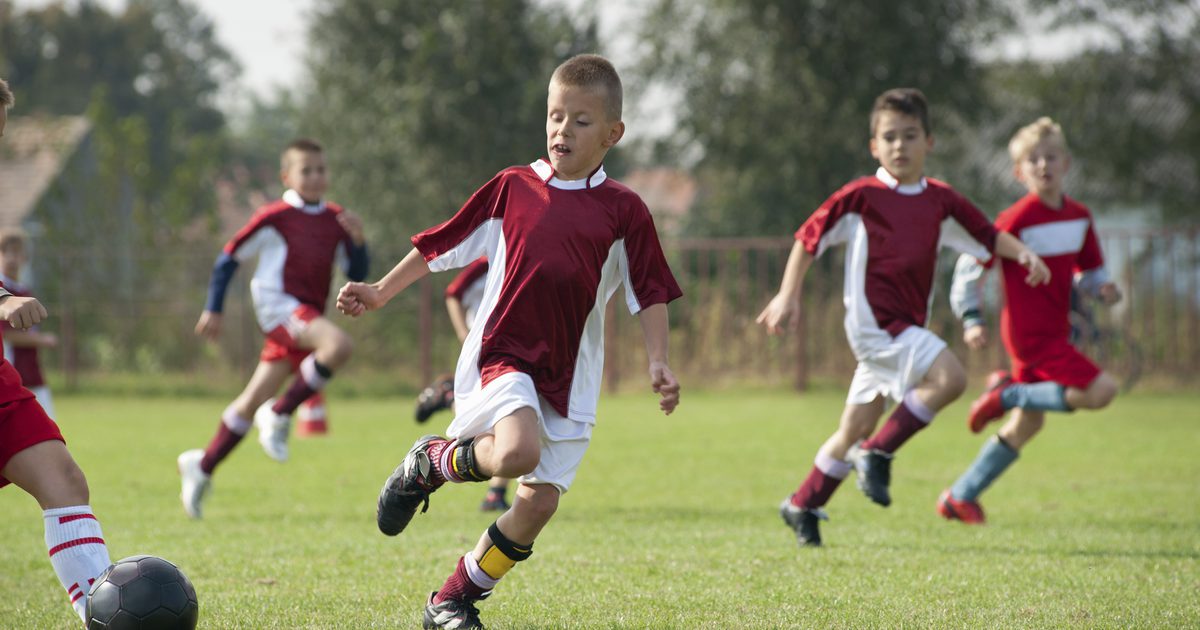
[2,389,1198,628]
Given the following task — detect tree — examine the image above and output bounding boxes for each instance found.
[632,0,1014,236]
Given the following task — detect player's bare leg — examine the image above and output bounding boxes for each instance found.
[5,441,111,621]
[178,360,291,518]
[1065,372,1118,410]
[426,482,557,628]
[376,407,540,537]
[854,350,966,507]
[780,396,884,547]
[255,317,353,461]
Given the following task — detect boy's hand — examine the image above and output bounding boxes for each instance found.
[963,324,988,350]
[649,360,680,415]
[756,293,801,335]
[1018,250,1051,286]
[337,282,384,317]
[195,311,222,340]
[338,211,366,245]
[1098,282,1122,306]
[0,296,47,329]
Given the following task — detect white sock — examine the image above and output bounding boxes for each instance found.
[43,505,112,622]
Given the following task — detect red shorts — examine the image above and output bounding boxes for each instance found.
[1010,339,1101,389]
[0,396,64,488]
[260,304,321,368]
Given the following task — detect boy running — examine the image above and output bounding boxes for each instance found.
[757,88,1050,547]
[338,54,681,628]
[940,117,1120,523]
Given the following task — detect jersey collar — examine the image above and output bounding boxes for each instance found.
[875,166,927,196]
[531,159,608,190]
[283,189,327,214]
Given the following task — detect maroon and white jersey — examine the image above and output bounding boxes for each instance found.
[412,160,682,421]
[994,194,1105,355]
[224,190,358,331]
[444,257,489,330]
[797,167,999,348]
[0,274,45,388]
[0,279,36,405]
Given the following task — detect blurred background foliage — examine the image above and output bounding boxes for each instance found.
[0,0,1196,381]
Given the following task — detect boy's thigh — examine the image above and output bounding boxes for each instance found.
[0,396,65,489]
[518,409,591,494]
[291,314,347,350]
[448,372,543,441]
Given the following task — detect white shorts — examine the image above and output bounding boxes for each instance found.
[30,385,54,420]
[447,371,592,493]
[846,326,947,405]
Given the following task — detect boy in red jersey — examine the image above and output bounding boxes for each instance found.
[0,229,59,418]
[757,88,1050,547]
[338,54,681,629]
[177,138,369,519]
[939,117,1120,524]
[0,77,113,625]
[413,256,513,512]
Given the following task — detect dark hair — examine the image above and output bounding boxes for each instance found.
[551,54,623,121]
[280,138,323,171]
[0,78,14,109]
[870,88,930,136]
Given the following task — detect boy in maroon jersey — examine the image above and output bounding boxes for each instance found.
[338,54,681,629]
[413,256,513,512]
[939,117,1120,524]
[177,138,369,519]
[757,88,1050,547]
[0,77,113,625]
[0,229,59,418]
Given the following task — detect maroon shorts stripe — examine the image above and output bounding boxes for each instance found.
[68,582,80,594]
[48,536,105,557]
[58,513,97,524]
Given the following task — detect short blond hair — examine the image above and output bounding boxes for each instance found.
[0,228,28,252]
[0,78,13,109]
[551,54,623,121]
[1009,117,1068,162]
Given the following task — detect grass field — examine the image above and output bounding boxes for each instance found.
[1,388,1197,628]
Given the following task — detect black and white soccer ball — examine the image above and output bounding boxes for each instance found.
[85,555,198,630]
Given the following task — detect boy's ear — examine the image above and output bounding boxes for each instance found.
[869,137,879,160]
[603,121,626,148]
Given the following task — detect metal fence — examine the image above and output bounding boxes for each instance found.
[30,226,1200,393]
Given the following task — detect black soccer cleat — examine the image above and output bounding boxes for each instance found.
[423,591,486,629]
[850,446,893,507]
[377,435,446,536]
[780,499,828,548]
[415,377,455,423]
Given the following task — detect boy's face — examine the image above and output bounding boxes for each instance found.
[869,111,933,185]
[1,243,26,273]
[281,149,328,202]
[1015,138,1070,201]
[546,80,624,181]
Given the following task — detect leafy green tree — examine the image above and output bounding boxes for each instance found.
[632,0,1014,236]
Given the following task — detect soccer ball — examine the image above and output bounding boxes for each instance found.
[85,555,199,630]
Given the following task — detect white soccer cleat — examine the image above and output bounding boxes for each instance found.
[254,399,291,463]
[177,449,211,519]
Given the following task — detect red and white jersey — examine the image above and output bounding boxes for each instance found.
[0,274,45,388]
[225,190,357,331]
[0,279,36,405]
[444,257,489,330]
[993,193,1104,355]
[797,167,999,344]
[412,160,682,421]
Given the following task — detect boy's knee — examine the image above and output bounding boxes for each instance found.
[1087,375,1118,409]
[327,331,354,363]
[494,444,540,477]
[518,487,559,523]
[939,366,968,400]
